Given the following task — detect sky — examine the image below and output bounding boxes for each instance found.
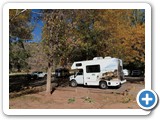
[32,20,43,42]
[30,9,44,43]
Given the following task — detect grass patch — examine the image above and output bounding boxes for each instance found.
[122,96,131,103]
[81,97,94,103]
[68,98,75,104]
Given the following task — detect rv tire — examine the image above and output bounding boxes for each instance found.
[99,81,108,89]
[70,80,77,87]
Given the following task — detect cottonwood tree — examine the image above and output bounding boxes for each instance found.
[63,10,104,62]
[73,10,100,60]
[42,10,70,93]
[9,9,33,72]
[94,9,145,68]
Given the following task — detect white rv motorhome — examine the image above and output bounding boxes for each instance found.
[69,57,126,89]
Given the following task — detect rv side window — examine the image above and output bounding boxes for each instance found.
[76,63,82,67]
[86,65,100,73]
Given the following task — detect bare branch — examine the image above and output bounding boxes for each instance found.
[10,9,28,21]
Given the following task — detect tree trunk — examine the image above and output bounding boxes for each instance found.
[46,62,52,94]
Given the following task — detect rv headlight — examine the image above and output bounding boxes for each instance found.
[70,75,74,79]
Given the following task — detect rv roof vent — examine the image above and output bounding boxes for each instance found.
[93,57,103,60]
[104,56,111,59]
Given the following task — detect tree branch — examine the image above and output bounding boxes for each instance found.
[10,9,28,21]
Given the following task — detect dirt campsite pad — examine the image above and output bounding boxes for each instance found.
[9,82,144,109]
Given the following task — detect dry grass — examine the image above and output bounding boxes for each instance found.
[9,86,45,98]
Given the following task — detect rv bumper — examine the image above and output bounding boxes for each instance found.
[69,75,75,81]
[121,79,127,84]
[106,79,126,86]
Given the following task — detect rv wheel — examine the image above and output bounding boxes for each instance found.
[70,80,77,87]
[99,81,108,89]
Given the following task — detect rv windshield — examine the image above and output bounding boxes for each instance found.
[74,69,83,76]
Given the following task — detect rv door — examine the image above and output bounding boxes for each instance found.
[75,69,84,84]
[84,65,100,85]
